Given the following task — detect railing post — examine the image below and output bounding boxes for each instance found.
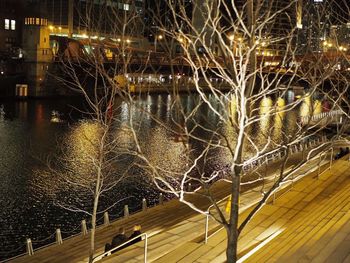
[318,154,321,179]
[142,198,147,212]
[124,205,129,218]
[144,234,148,263]
[26,238,34,256]
[81,219,88,235]
[330,148,333,169]
[204,214,209,244]
[159,193,164,205]
[56,228,63,245]
[104,212,110,226]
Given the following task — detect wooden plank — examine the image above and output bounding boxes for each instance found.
[153,242,200,263]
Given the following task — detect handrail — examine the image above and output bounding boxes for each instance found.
[203,137,331,244]
[92,233,148,263]
[300,110,343,124]
[204,195,230,244]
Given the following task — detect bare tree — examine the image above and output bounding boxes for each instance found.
[35,1,152,262]
[131,1,350,262]
[38,0,350,262]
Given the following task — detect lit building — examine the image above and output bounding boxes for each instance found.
[189,1,298,55]
[296,0,350,53]
[0,0,23,57]
[46,0,145,38]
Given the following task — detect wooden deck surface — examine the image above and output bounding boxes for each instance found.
[150,159,350,263]
[9,151,348,263]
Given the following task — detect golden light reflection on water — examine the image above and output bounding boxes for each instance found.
[228,94,237,119]
[259,96,273,135]
[66,120,101,176]
[314,100,322,115]
[274,98,286,142]
[300,93,312,117]
[276,97,285,109]
[144,126,188,176]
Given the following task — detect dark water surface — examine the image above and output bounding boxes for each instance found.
[0,94,317,260]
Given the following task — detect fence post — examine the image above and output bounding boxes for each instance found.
[330,148,333,168]
[81,220,88,235]
[104,212,110,226]
[144,234,148,263]
[124,205,129,218]
[142,198,147,211]
[26,238,34,256]
[318,154,321,179]
[159,193,164,205]
[56,229,63,245]
[205,214,209,244]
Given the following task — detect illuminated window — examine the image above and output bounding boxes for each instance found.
[124,4,130,10]
[36,18,40,25]
[10,20,15,30]
[4,19,9,30]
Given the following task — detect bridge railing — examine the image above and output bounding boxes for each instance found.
[300,109,342,125]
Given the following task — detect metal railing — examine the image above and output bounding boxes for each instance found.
[203,136,331,244]
[204,196,230,244]
[92,233,148,263]
[317,147,333,178]
[300,110,343,125]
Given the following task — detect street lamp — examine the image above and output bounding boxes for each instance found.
[154,34,163,52]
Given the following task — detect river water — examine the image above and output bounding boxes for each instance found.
[0,93,321,260]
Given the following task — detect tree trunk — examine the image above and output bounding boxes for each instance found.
[89,168,102,263]
[226,174,241,263]
[89,193,99,263]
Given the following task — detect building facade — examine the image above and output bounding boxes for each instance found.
[46,0,145,38]
[0,0,23,57]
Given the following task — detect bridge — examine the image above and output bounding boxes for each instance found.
[300,110,347,128]
[51,36,350,77]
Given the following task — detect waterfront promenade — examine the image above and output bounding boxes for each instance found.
[151,158,350,263]
[9,150,348,263]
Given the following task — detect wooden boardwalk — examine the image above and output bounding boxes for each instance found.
[9,150,347,263]
[10,179,233,263]
[150,159,350,263]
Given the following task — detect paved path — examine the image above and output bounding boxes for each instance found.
[8,145,337,263]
